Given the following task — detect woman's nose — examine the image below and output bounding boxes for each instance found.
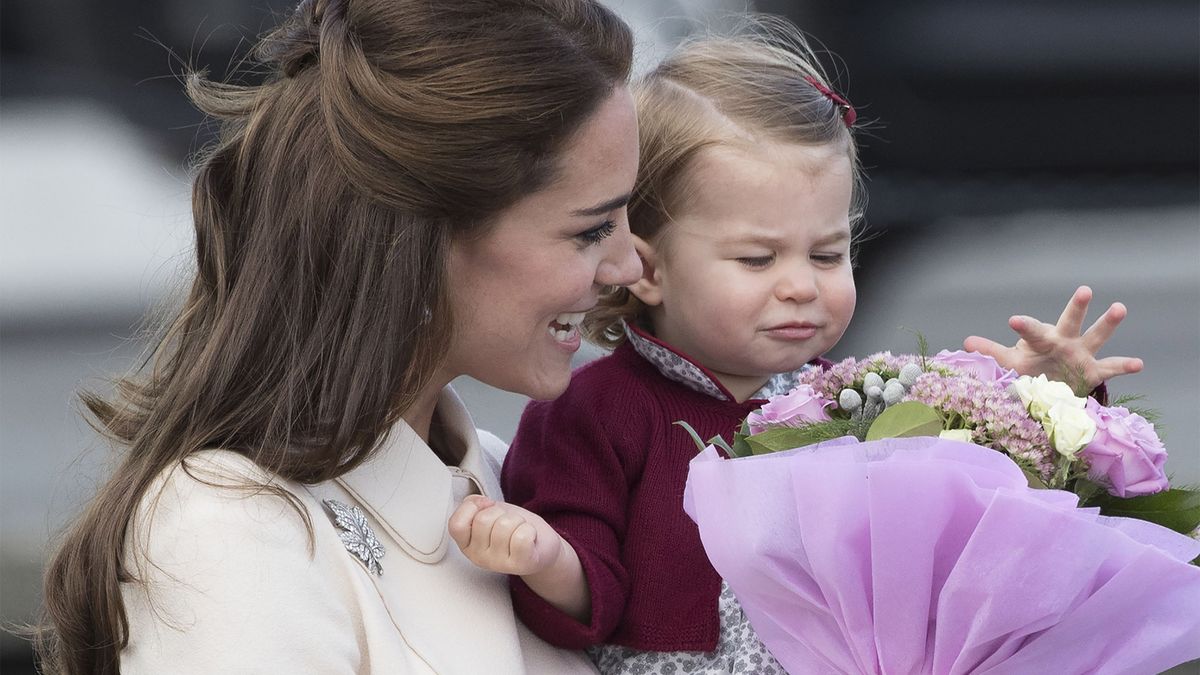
[595,224,642,287]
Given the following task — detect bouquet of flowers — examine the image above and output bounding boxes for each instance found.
[680,349,1200,674]
[686,348,1199,533]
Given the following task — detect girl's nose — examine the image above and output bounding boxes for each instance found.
[595,223,642,287]
[775,265,820,303]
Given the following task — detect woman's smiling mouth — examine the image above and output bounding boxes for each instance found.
[549,311,586,349]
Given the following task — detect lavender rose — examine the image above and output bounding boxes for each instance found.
[1081,398,1169,497]
[747,384,834,434]
[932,349,1018,386]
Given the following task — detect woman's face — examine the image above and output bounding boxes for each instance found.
[444,87,641,400]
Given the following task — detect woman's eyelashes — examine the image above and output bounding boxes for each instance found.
[575,220,617,245]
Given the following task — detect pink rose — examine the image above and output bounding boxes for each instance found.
[747,384,833,434]
[1081,398,1169,497]
[932,349,1018,386]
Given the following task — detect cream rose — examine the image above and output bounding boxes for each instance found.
[938,429,974,443]
[1012,374,1085,421]
[1044,402,1097,458]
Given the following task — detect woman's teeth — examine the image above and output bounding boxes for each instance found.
[548,312,585,341]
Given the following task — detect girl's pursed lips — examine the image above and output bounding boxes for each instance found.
[763,321,819,330]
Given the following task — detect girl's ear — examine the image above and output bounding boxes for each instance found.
[627,234,664,307]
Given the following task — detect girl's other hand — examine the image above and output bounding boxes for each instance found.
[963,285,1144,392]
[448,495,565,576]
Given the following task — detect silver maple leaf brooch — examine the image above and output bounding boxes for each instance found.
[324,499,385,576]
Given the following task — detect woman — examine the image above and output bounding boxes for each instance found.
[37,0,640,672]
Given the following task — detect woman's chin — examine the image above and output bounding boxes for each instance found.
[477,364,571,402]
[520,374,571,401]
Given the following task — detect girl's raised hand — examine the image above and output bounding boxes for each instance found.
[963,285,1144,392]
[448,495,565,576]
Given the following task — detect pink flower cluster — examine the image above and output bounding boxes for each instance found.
[792,350,1174,496]
[797,351,1060,481]
[907,372,1055,478]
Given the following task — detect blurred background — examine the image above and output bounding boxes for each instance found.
[2,0,1197,672]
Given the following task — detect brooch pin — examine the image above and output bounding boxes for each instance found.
[324,499,385,576]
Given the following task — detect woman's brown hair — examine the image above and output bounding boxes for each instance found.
[583,15,866,348]
[35,0,632,672]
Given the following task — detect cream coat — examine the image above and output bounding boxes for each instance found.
[120,387,597,674]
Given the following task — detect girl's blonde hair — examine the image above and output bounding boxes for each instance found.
[583,16,866,349]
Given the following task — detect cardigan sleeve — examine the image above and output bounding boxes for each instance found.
[501,376,653,649]
[120,453,380,673]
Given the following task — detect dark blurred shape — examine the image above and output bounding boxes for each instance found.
[758,0,1199,224]
[2,0,295,156]
[4,1,1197,226]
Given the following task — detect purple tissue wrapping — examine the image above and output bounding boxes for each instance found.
[683,436,1200,675]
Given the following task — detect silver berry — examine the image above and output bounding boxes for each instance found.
[898,363,923,387]
[839,388,863,411]
[863,372,885,392]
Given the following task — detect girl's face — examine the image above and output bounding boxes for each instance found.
[444,88,642,400]
[639,142,857,402]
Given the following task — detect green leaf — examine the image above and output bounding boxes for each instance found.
[743,426,831,455]
[673,421,708,454]
[900,327,930,370]
[730,431,753,458]
[1070,478,1105,503]
[1088,488,1200,534]
[707,434,734,456]
[1021,466,1049,490]
[865,401,944,441]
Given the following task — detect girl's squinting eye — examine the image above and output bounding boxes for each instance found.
[737,254,775,269]
[576,220,616,245]
[811,252,846,265]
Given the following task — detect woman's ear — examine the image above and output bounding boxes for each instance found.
[627,234,664,307]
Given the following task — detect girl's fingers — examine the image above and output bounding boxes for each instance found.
[490,512,527,549]
[509,521,539,562]
[1054,285,1092,337]
[1010,315,1057,352]
[962,335,1009,360]
[1081,302,1127,352]
[448,495,492,550]
[468,502,507,552]
[1093,356,1144,381]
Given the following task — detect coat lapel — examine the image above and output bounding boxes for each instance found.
[333,387,498,565]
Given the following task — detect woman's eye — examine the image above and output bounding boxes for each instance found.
[576,220,616,245]
[737,255,775,269]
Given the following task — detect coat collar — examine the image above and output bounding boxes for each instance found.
[334,386,499,564]
[623,321,813,403]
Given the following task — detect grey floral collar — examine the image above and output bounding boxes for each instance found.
[622,322,811,403]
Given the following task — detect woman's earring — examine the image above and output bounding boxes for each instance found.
[421,305,433,325]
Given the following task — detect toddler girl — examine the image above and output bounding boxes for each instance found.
[450,18,1140,674]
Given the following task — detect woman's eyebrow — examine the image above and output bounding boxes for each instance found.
[571,192,632,217]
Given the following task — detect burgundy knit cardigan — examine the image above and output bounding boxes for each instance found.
[502,340,825,652]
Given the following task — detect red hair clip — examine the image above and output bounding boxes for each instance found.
[804,75,856,127]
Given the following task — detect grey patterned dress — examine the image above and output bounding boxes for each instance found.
[586,582,785,675]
